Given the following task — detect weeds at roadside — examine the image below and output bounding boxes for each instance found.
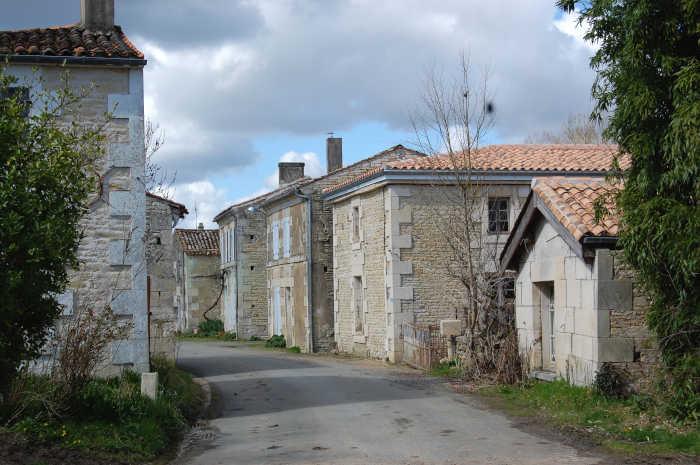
[481,380,699,456]
[265,335,286,349]
[1,359,203,463]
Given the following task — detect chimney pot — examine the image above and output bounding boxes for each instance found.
[278,162,305,186]
[326,137,342,173]
[197,223,204,230]
[81,0,115,30]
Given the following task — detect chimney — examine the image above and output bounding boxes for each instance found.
[197,222,204,230]
[278,162,305,186]
[326,136,342,173]
[81,0,115,30]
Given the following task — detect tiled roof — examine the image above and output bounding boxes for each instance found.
[175,229,220,256]
[533,177,620,241]
[0,24,144,60]
[147,192,188,217]
[213,177,313,223]
[312,144,426,194]
[324,144,627,195]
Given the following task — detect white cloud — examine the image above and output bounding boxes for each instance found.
[172,180,228,229]
[553,11,597,53]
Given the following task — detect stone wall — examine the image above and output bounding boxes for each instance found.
[514,216,656,389]
[6,63,149,373]
[266,201,309,351]
[607,250,656,392]
[145,196,180,360]
[235,211,268,339]
[385,183,529,362]
[332,188,387,358]
[268,146,425,353]
[331,181,529,362]
[175,251,222,332]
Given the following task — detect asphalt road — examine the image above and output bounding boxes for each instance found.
[173,341,604,465]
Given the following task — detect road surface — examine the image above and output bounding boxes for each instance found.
[173,341,606,465]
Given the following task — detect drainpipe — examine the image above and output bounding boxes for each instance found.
[294,188,314,353]
[234,216,239,336]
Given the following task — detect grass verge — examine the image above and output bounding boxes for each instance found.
[1,358,203,464]
[480,380,699,456]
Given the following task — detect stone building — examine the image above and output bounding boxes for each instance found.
[146,193,188,359]
[500,177,655,388]
[174,226,222,332]
[323,144,624,363]
[214,171,310,339]
[0,0,150,372]
[264,139,426,352]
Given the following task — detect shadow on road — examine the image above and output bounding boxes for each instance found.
[216,374,436,418]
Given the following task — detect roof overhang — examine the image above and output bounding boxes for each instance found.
[1,54,147,67]
[499,191,619,272]
[322,168,612,202]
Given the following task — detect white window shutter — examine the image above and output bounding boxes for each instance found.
[283,217,291,258]
[272,221,280,259]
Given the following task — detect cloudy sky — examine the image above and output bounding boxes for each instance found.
[2,1,595,228]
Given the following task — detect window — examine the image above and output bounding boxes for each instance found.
[488,197,509,234]
[353,276,364,334]
[1,86,30,117]
[271,221,280,260]
[228,228,234,262]
[352,206,360,242]
[282,217,291,258]
[272,287,282,335]
[220,229,226,262]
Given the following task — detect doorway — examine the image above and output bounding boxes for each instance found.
[538,283,556,372]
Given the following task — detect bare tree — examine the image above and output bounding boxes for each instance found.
[525,113,606,144]
[144,119,176,198]
[411,55,522,383]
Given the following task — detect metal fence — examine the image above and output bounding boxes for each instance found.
[400,322,447,371]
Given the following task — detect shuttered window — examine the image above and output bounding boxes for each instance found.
[272,221,280,260]
[282,217,291,258]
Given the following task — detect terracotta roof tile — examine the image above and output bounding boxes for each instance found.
[533,177,620,241]
[175,229,220,256]
[0,24,144,60]
[324,144,628,195]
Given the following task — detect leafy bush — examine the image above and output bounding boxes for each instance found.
[249,335,261,342]
[151,356,203,422]
[593,363,629,399]
[221,332,237,341]
[0,71,101,396]
[266,335,286,348]
[287,346,301,353]
[559,0,700,422]
[197,319,224,337]
[2,364,202,462]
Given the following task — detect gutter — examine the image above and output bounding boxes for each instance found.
[1,55,147,67]
[294,188,314,353]
[322,168,613,201]
[582,236,619,249]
